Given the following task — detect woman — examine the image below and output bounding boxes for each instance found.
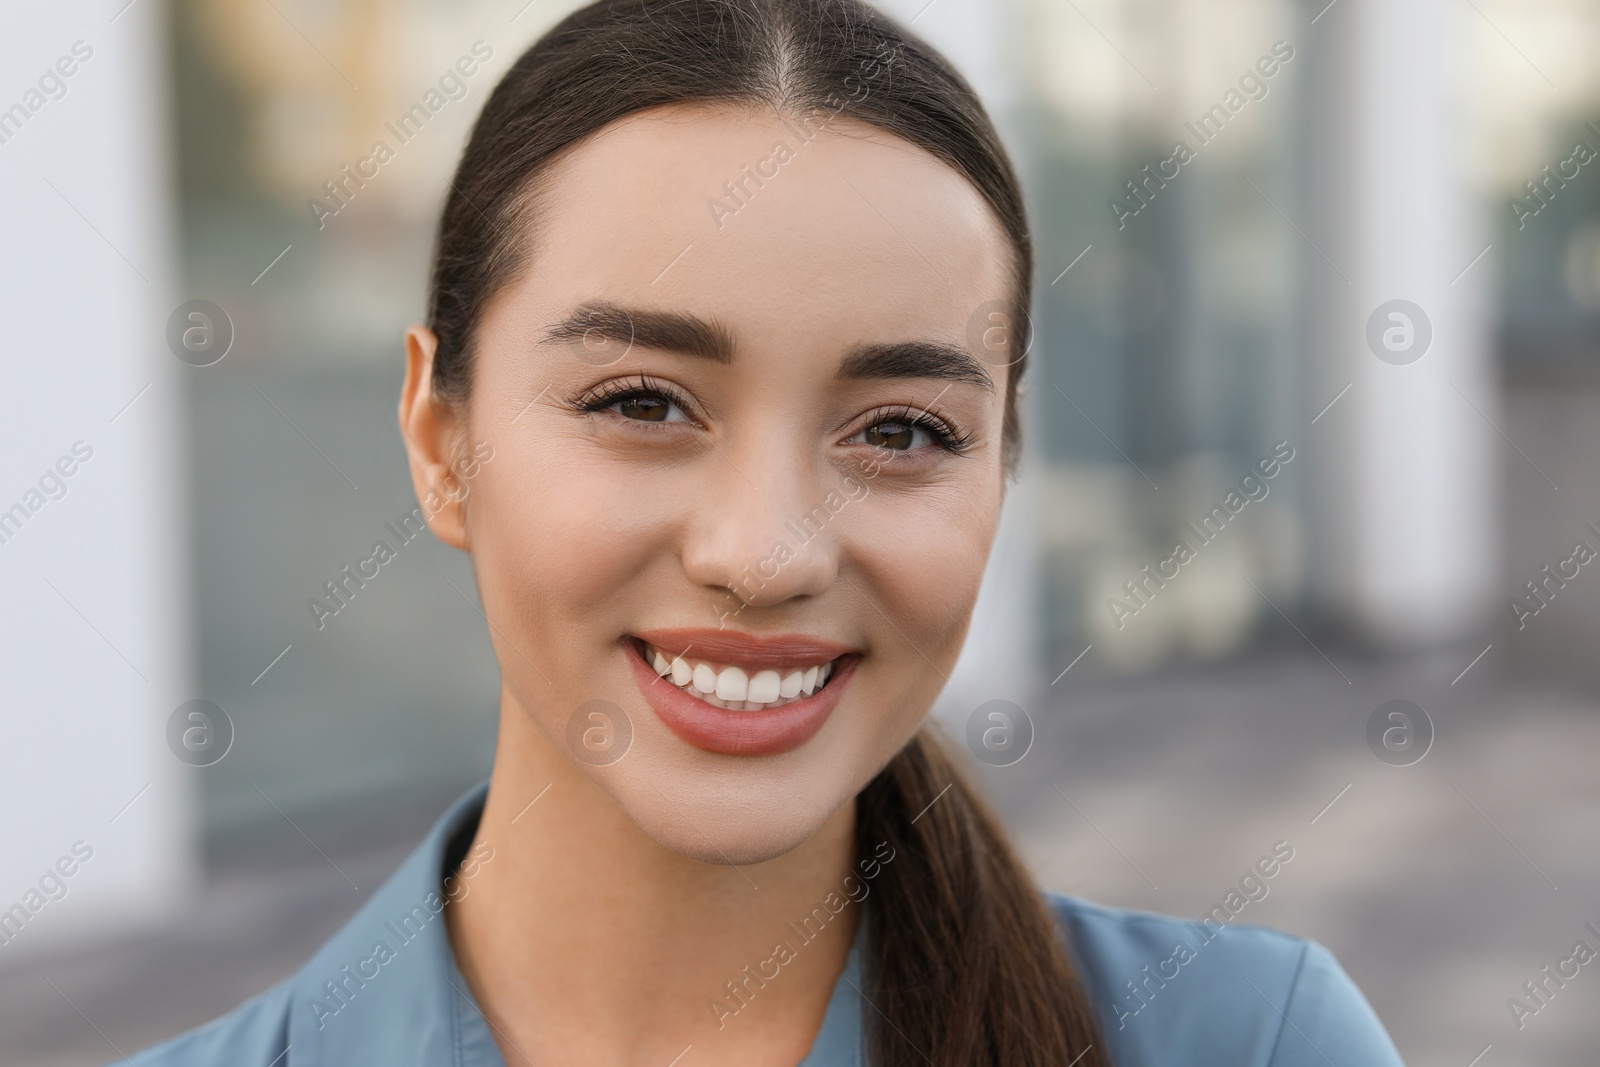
[127,1,1404,1064]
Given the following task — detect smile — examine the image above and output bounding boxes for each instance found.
[641,642,836,711]
[625,628,857,756]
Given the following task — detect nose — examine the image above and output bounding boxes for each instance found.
[680,447,842,610]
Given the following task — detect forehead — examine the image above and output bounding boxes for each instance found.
[520,103,1015,358]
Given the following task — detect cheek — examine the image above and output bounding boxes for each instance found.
[465,436,678,666]
[817,483,1001,783]
[849,486,1000,677]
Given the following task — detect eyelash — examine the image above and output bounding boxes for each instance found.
[571,378,973,453]
[572,375,695,421]
[857,404,974,454]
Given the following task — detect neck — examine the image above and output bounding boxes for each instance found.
[446,684,860,1067]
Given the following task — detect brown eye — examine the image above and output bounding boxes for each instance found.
[848,410,969,454]
[864,421,917,450]
[615,395,673,422]
[577,380,691,425]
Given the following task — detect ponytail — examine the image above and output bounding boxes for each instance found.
[856,727,1111,1066]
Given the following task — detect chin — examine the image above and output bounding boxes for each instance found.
[606,749,858,867]
[566,700,864,870]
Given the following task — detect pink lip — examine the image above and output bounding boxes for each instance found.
[624,637,857,757]
[633,627,856,670]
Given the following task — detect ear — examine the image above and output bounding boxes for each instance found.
[399,325,470,550]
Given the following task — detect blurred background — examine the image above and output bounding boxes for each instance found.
[1,0,1596,1064]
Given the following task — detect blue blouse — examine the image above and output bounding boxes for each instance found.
[123,783,1403,1066]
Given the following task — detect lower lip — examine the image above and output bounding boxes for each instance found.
[625,641,855,757]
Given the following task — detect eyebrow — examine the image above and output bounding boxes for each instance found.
[540,302,734,364]
[836,341,994,393]
[540,301,993,393]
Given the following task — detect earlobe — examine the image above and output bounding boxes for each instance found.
[399,325,471,551]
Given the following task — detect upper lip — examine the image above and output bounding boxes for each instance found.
[631,627,857,668]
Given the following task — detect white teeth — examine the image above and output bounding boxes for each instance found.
[716,666,748,701]
[644,643,838,711]
[692,663,718,694]
[748,670,781,703]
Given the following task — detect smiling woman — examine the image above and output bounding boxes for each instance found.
[124,1,1402,1066]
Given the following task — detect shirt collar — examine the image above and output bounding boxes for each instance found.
[285,781,865,1066]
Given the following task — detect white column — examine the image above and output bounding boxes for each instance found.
[0,0,194,964]
[1297,0,1497,646]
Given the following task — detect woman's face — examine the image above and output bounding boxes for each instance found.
[410,103,1016,864]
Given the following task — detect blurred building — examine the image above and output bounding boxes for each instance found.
[3,4,1599,1055]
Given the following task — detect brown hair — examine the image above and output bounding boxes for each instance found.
[427,1,1108,1063]
[860,729,1107,1065]
[429,0,1033,470]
